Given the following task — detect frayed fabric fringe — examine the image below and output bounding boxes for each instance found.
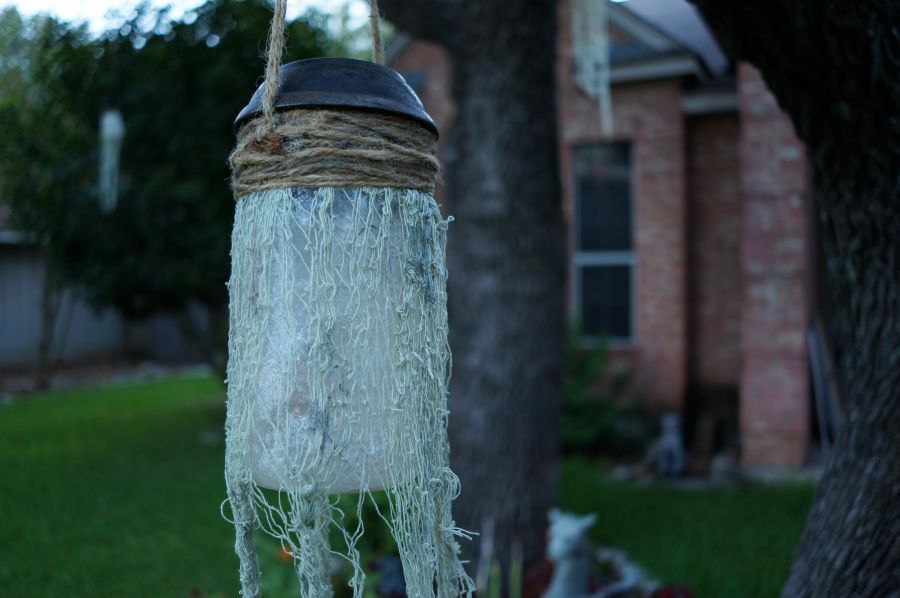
[224,186,474,598]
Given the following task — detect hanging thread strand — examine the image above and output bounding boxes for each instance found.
[261,0,288,132]
[368,0,385,65]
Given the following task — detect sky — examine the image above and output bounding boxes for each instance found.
[4,1,638,38]
[2,0,729,76]
[3,0,367,35]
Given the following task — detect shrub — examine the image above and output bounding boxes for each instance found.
[560,328,654,457]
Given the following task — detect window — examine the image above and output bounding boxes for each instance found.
[573,143,633,341]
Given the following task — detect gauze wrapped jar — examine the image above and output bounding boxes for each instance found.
[224,57,473,598]
[243,186,424,494]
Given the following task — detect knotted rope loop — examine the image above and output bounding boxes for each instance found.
[256,0,386,152]
[261,0,288,134]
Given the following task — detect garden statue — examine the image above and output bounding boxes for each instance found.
[543,509,597,598]
[542,510,657,598]
[593,548,654,598]
[657,413,684,478]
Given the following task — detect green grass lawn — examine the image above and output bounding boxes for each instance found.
[561,459,815,597]
[0,374,237,598]
[0,374,814,597]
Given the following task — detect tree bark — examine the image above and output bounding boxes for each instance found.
[35,259,63,391]
[690,1,900,594]
[380,0,565,573]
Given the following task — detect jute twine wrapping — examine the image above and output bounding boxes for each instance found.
[227,0,422,200]
[229,109,439,197]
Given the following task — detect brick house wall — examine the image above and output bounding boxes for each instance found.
[737,65,810,468]
[556,64,688,411]
[389,6,813,468]
[556,0,695,411]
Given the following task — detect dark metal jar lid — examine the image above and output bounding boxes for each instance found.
[234,57,437,136]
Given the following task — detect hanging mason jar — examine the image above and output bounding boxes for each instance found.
[223,5,474,597]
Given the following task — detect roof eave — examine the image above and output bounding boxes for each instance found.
[610,52,708,85]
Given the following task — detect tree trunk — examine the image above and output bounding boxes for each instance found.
[379,0,565,573]
[35,260,63,391]
[444,0,564,573]
[780,165,900,596]
[690,1,900,594]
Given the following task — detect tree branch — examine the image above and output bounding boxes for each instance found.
[688,0,900,174]
[377,0,460,50]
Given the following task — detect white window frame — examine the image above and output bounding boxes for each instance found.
[571,143,635,346]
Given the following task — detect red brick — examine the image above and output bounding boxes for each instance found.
[741,356,808,466]
[738,65,810,467]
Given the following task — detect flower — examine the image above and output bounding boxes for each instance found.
[276,545,292,563]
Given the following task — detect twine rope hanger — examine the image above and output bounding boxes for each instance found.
[230,0,438,195]
[262,0,386,133]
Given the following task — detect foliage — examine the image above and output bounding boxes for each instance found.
[0,1,336,320]
[313,3,396,61]
[561,458,815,598]
[561,329,654,457]
[0,7,102,385]
[0,9,97,246]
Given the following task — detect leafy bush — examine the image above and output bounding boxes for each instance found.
[561,328,655,457]
[0,1,338,372]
